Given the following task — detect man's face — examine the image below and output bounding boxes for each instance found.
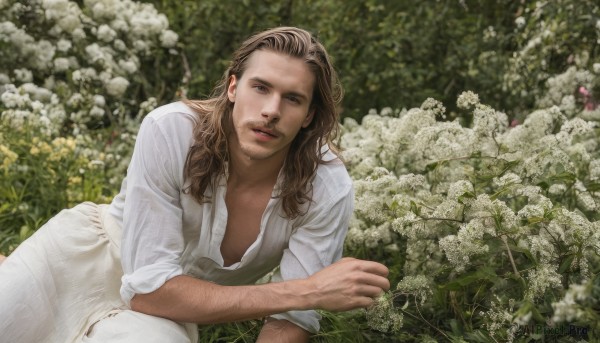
[227,49,315,163]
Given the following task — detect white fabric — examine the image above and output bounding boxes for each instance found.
[109,102,354,333]
[0,202,196,343]
[82,310,195,343]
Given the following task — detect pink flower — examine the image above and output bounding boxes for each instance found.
[578,86,597,111]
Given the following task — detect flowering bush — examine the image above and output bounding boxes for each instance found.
[2,0,599,341]
[503,0,600,117]
[341,79,600,340]
[0,0,178,254]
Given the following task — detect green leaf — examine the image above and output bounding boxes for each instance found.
[425,161,439,172]
[558,254,575,274]
[440,267,498,291]
[585,182,600,192]
[527,217,546,224]
[410,200,420,215]
[548,172,577,184]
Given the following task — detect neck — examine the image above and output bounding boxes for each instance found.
[227,138,286,190]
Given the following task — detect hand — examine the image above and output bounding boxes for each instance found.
[306,257,390,312]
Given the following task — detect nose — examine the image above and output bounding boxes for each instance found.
[261,95,281,123]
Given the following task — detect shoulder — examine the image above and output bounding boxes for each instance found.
[140,102,197,144]
[145,101,197,128]
[135,102,198,161]
[311,146,353,204]
[291,148,354,227]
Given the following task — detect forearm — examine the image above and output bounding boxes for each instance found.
[131,258,390,326]
[130,274,314,324]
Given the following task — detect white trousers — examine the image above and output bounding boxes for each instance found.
[0,202,198,343]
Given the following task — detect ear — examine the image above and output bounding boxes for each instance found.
[227,75,237,102]
[302,107,315,128]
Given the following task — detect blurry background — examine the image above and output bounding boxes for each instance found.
[145,0,599,121]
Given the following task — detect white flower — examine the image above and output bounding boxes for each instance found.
[411,121,473,168]
[113,39,127,51]
[85,43,105,63]
[589,159,600,180]
[53,57,70,72]
[93,94,106,107]
[420,97,446,119]
[57,14,81,33]
[396,275,432,304]
[160,29,178,48]
[130,8,168,38]
[118,59,138,74]
[90,106,105,118]
[548,183,567,195]
[515,16,526,28]
[67,92,84,107]
[561,118,595,137]
[105,76,129,97]
[99,71,113,84]
[42,0,69,20]
[92,1,117,20]
[1,90,26,108]
[432,199,462,221]
[14,68,33,82]
[56,38,72,52]
[472,104,508,137]
[457,91,480,109]
[447,180,474,200]
[365,293,403,333]
[110,19,129,32]
[71,70,82,83]
[526,263,562,300]
[576,192,596,211]
[380,107,394,116]
[71,28,86,41]
[517,204,545,221]
[133,40,149,53]
[392,212,423,239]
[30,40,56,70]
[96,24,117,42]
[493,173,521,188]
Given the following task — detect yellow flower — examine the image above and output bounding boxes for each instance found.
[39,142,52,154]
[68,176,82,185]
[0,144,18,170]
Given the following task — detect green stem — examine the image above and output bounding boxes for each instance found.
[502,235,521,278]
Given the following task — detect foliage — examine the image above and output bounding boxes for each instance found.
[145,0,600,121]
[504,0,600,119]
[2,0,600,341]
[340,82,600,341]
[0,0,173,253]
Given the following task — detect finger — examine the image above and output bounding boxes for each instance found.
[357,296,376,309]
[353,260,389,277]
[341,295,376,311]
[355,284,386,299]
[354,272,391,291]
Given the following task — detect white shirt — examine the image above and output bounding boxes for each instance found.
[108,102,353,333]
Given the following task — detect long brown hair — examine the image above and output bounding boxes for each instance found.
[183,27,343,219]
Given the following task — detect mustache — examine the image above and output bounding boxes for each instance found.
[247,120,283,136]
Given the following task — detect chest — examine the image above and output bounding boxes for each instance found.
[220,188,272,267]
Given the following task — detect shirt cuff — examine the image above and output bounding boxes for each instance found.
[269,310,322,334]
[120,262,183,307]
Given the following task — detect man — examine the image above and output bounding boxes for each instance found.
[0,27,389,342]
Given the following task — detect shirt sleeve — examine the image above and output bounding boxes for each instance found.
[119,115,187,306]
[269,178,354,333]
